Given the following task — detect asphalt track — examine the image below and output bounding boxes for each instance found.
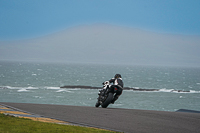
[1,102,200,133]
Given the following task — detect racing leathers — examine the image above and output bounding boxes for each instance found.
[109,77,124,104]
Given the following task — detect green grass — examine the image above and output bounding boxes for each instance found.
[0,113,118,133]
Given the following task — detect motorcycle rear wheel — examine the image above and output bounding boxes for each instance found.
[101,93,113,108]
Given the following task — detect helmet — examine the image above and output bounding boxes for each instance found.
[114,74,122,79]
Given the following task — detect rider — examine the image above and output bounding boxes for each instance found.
[109,74,124,104]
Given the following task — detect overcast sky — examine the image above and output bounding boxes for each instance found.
[0,0,200,67]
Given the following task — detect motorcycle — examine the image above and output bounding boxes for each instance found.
[95,81,119,108]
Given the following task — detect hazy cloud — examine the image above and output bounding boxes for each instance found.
[0,24,200,67]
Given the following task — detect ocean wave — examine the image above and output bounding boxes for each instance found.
[56,89,74,93]
[0,86,38,90]
[0,86,39,92]
[1,85,199,93]
[45,87,60,90]
[158,88,200,93]
[17,88,29,92]
[159,88,174,92]
[124,87,200,93]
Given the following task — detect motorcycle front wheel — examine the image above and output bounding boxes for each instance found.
[95,101,100,107]
[101,93,113,108]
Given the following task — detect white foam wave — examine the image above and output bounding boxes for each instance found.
[186,90,200,93]
[26,87,38,89]
[17,88,29,92]
[0,86,38,90]
[45,87,60,90]
[0,86,19,89]
[56,89,66,92]
[133,87,140,89]
[44,86,81,90]
[128,87,200,93]
[159,88,174,92]
[0,86,11,89]
[56,89,74,93]
[159,88,200,93]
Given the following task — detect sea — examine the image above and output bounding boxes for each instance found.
[0,61,200,112]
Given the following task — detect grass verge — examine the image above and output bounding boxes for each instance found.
[0,113,118,133]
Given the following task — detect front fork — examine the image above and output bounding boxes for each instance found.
[97,88,109,104]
